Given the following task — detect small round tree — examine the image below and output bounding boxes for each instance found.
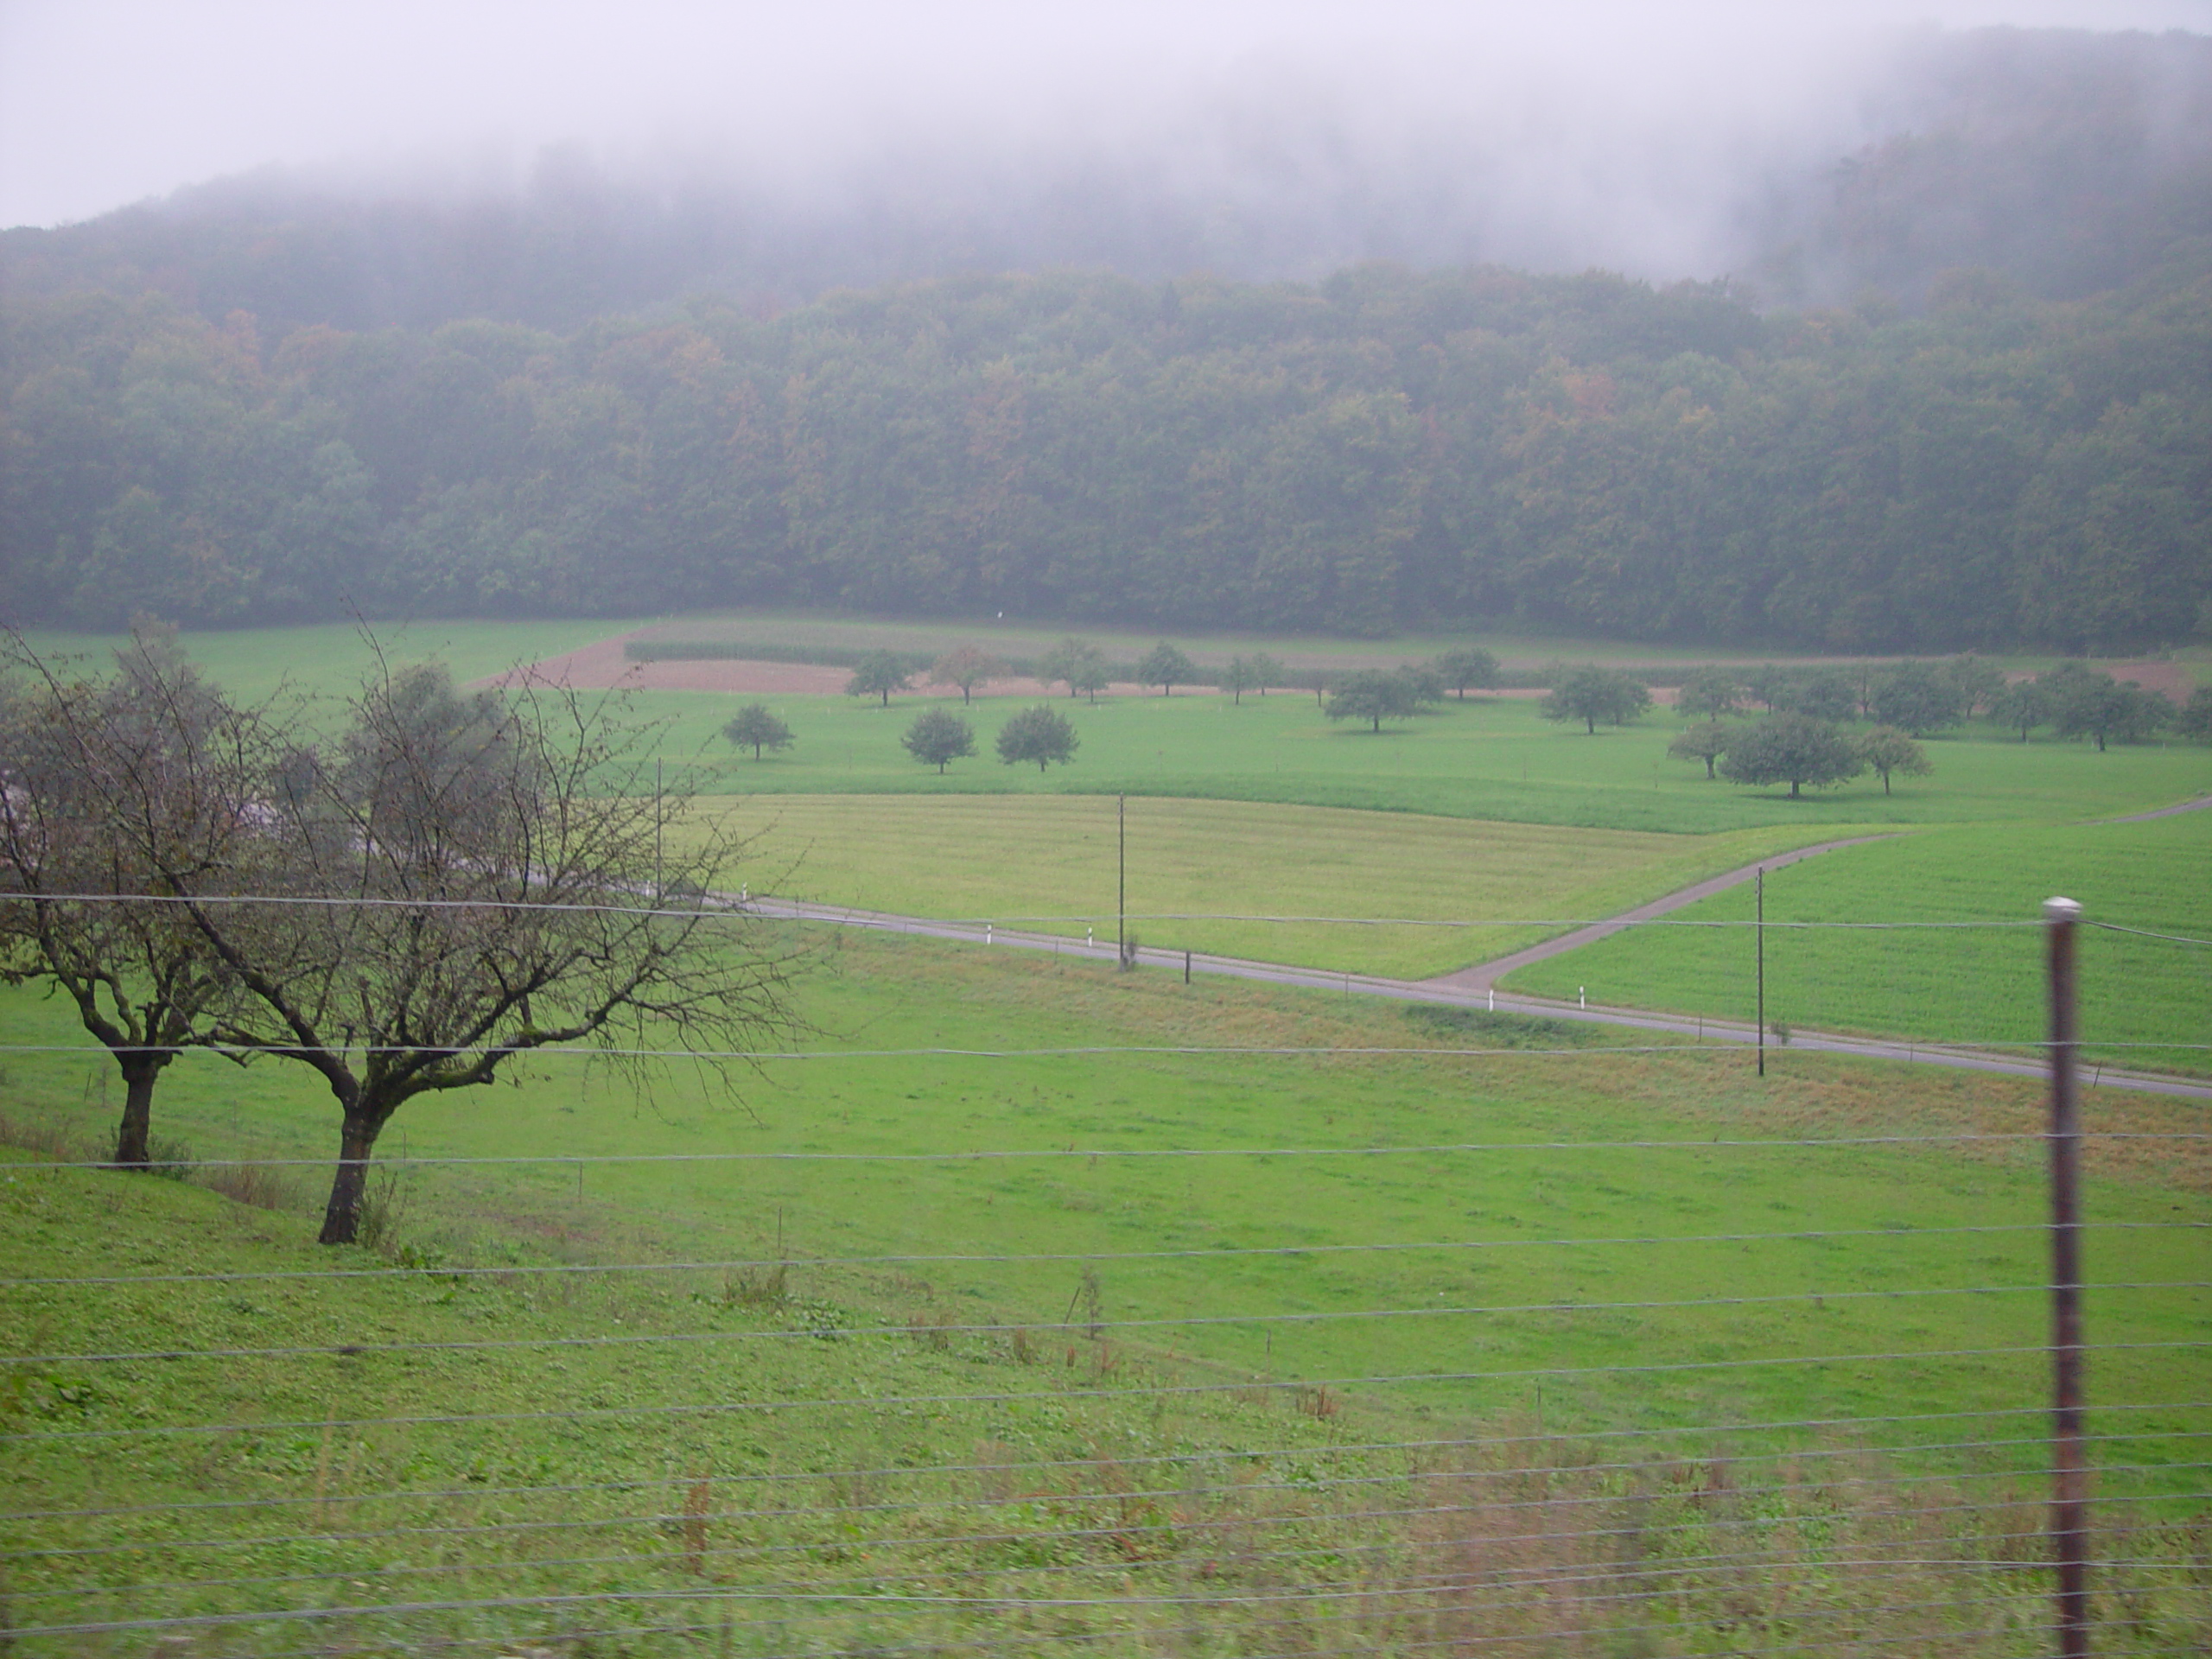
[1855,727,1932,796]
[847,651,912,707]
[931,645,1007,704]
[1541,665,1652,734]
[995,704,1079,772]
[1135,643,1198,696]
[1667,722,1732,779]
[1675,667,1744,721]
[902,708,976,773]
[1325,670,1420,734]
[1430,646,1501,700]
[723,702,793,760]
[1718,715,1865,798]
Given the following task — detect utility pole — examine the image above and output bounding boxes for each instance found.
[2044,895,2088,1659]
[1117,794,1126,969]
[1755,867,1765,1078]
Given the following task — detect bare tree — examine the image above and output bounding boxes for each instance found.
[0,626,260,1166]
[117,652,809,1244]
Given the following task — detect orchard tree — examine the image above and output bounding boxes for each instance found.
[1719,714,1866,798]
[1777,671,1858,722]
[1136,643,1198,696]
[902,708,976,772]
[2178,684,2212,742]
[931,645,1007,704]
[1326,670,1421,734]
[1039,637,1109,702]
[0,626,261,1166]
[723,702,792,759]
[1666,723,1733,779]
[2044,662,2170,750]
[1744,665,1803,712]
[1856,726,1934,795]
[1870,661,1966,734]
[1947,656,2005,717]
[1541,665,1652,734]
[996,704,1079,771]
[120,658,806,1245]
[1430,646,1501,700]
[1675,667,1744,721]
[847,651,912,707]
[1246,653,1286,696]
[1221,655,1262,704]
[1988,678,2050,741]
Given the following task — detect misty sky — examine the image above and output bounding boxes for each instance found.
[3,0,2209,237]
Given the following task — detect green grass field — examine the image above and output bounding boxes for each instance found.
[651,686,2212,830]
[4,931,2206,1651]
[1508,810,2212,1070]
[709,794,1851,978]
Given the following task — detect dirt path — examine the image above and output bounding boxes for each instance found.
[2100,795,2212,823]
[1421,835,1900,994]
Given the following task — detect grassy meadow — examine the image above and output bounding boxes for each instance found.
[2,936,2206,1651]
[1508,810,2212,1071]
[706,794,1853,978]
[14,615,2209,1053]
[647,683,2212,830]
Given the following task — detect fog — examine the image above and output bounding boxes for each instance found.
[3,0,2208,285]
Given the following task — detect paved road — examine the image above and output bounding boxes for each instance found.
[739,894,2212,1102]
[1422,835,1897,994]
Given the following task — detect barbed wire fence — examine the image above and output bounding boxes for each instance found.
[0,898,2206,1656]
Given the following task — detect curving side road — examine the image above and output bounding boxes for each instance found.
[737,892,2212,1102]
[1421,835,1897,994]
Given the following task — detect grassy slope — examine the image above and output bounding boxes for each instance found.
[5,938,2205,1652]
[1508,810,2212,1068]
[5,935,2202,1472]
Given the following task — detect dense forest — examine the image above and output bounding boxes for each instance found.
[1,27,2208,650]
[4,253,2208,648]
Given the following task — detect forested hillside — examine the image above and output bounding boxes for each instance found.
[4,254,2209,648]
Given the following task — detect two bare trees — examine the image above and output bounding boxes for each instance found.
[0,629,802,1243]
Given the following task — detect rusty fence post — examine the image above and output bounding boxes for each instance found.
[2045,895,2088,1659]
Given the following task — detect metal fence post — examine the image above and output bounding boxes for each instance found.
[2045,894,2088,1659]
[1756,868,1765,1078]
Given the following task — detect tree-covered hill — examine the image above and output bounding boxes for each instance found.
[4,252,2208,649]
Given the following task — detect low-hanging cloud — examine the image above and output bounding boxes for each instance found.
[3,0,2206,288]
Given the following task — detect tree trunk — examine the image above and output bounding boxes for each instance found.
[111,1053,167,1168]
[1789,780,1802,798]
[1704,757,1716,779]
[320,1111,385,1245]
[1585,715,1596,734]
[1882,771,1891,795]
